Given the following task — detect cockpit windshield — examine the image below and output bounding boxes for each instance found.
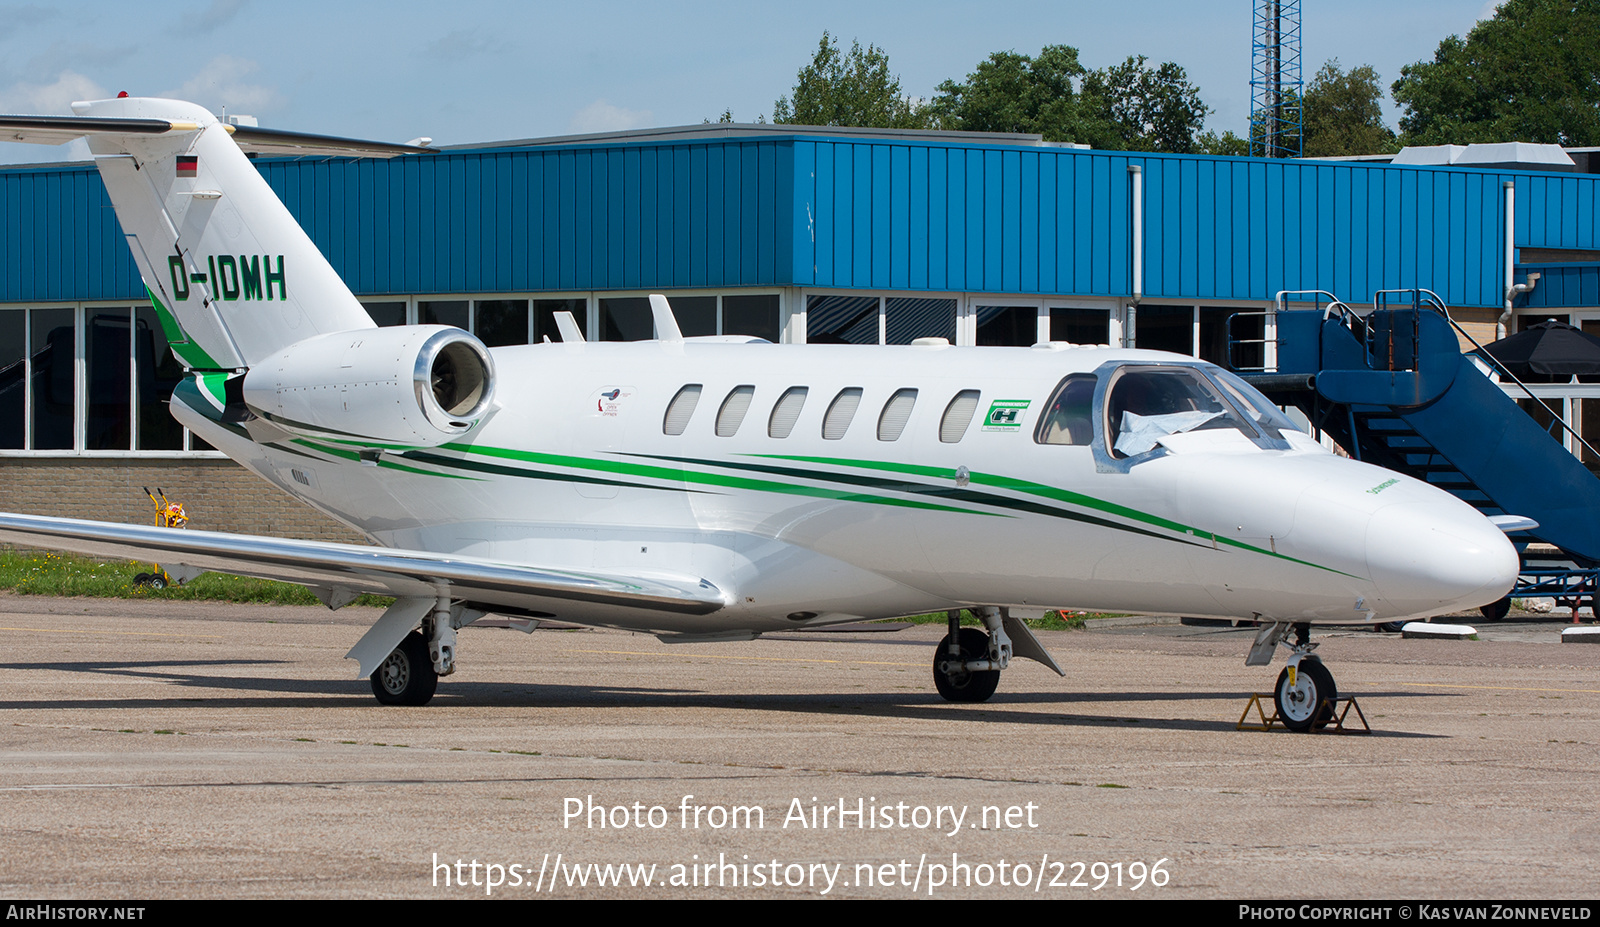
[1209,368,1305,441]
[1104,366,1257,457]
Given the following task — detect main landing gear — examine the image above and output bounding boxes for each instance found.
[1250,621,1337,732]
[366,595,470,707]
[371,630,437,706]
[932,607,1065,703]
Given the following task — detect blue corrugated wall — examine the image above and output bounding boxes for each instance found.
[1519,263,1600,310]
[3,132,1599,309]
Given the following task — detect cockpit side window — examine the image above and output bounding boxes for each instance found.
[1035,374,1097,446]
[1105,367,1257,458]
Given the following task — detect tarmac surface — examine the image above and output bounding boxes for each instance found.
[0,593,1596,900]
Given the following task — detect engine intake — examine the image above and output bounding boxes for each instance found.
[242,325,496,446]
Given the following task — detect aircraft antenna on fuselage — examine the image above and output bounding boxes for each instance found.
[649,294,684,343]
[553,311,584,344]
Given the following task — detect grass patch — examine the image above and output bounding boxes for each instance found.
[893,609,1121,631]
[0,548,393,607]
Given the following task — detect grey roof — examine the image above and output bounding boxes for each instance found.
[444,122,1080,152]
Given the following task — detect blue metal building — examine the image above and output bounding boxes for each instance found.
[1,122,1596,463]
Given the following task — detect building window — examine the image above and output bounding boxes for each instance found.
[1134,304,1194,355]
[669,296,717,337]
[975,306,1038,346]
[1200,307,1262,370]
[474,299,530,347]
[0,304,196,454]
[363,301,406,327]
[419,300,469,330]
[1050,307,1110,345]
[886,298,957,345]
[0,311,24,449]
[807,295,880,344]
[723,295,780,342]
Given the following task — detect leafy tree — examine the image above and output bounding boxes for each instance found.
[1303,59,1397,156]
[929,46,1210,152]
[1393,0,1600,146]
[1196,129,1250,156]
[773,32,931,129]
[1081,56,1210,152]
[926,45,1101,141]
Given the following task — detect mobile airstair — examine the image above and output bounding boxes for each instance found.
[1234,289,1600,619]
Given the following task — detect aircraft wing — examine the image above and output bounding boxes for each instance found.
[0,512,726,619]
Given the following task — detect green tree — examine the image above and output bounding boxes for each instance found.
[773,32,931,129]
[1392,0,1600,146]
[929,46,1210,151]
[1196,129,1250,156]
[1303,59,1397,156]
[1081,56,1210,152]
[926,45,1102,141]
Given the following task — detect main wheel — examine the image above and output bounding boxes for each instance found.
[932,628,1000,703]
[370,631,438,706]
[1274,659,1337,732]
[1479,597,1511,621]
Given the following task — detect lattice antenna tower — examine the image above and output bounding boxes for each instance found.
[1251,0,1303,158]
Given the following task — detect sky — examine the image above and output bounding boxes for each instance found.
[0,0,1501,164]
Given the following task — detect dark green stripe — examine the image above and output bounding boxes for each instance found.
[405,450,710,493]
[634,453,1191,546]
[753,453,1353,577]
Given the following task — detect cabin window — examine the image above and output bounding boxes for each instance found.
[1104,367,1256,457]
[939,390,981,443]
[769,387,808,438]
[663,384,703,435]
[1037,374,1097,445]
[877,389,917,441]
[822,388,863,440]
[716,385,755,437]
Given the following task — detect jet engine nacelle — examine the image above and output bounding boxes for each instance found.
[241,326,496,446]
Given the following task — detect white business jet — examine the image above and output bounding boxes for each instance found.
[0,98,1521,730]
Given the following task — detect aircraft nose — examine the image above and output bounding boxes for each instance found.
[1365,501,1519,615]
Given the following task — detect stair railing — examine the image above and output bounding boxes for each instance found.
[1392,288,1600,463]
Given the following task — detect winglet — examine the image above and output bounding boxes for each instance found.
[649,294,684,343]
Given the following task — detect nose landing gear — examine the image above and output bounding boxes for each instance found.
[1251,621,1338,732]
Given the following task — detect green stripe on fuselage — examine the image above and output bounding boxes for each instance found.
[438,444,997,515]
[750,453,1352,576]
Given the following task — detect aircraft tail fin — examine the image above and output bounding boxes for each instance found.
[1,98,430,369]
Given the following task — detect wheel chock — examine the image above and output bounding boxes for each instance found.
[1237,694,1371,733]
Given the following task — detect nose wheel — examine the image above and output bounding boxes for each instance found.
[1274,658,1336,732]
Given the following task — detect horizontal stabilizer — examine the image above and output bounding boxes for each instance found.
[0,112,433,158]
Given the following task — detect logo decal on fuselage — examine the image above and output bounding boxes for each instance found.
[594,387,632,416]
[982,399,1031,432]
[168,254,285,302]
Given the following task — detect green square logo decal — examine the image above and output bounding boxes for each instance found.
[982,399,1030,432]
